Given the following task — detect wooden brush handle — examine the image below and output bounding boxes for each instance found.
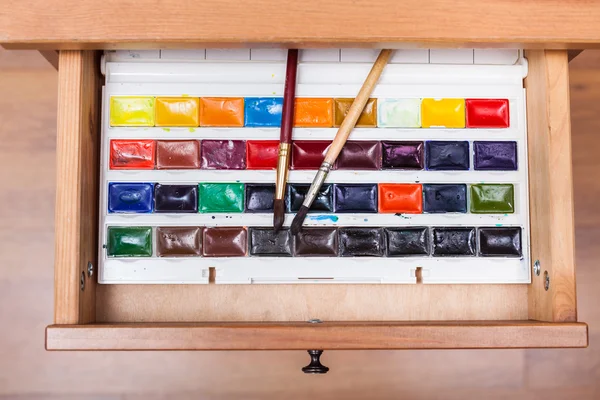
[323,49,392,165]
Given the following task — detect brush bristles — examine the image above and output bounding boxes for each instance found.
[273,199,285,232]
[290,205,309,235]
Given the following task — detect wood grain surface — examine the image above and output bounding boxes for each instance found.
[53,51,100,324]
[524,50,577,322]
[96,284,529,322]
[46,321,588,350]
[2,0,600,49]
[1,49,599,398]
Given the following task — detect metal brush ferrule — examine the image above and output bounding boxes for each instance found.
[302,162,332,208]
[275,143,291,200]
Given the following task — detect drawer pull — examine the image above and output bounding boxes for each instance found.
[302,350,329,374]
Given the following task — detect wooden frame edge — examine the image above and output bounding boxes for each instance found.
[53,50,102,324]
[45,321,588,350]
[4,1,600,49]
[524,50,577,322]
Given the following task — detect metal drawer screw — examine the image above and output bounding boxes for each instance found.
[544,271,550,291]
[533,260,541,276]
[87,262,94,278]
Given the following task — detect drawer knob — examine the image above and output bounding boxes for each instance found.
[302,350,329,374]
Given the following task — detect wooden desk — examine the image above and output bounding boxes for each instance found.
[0,1,592,358]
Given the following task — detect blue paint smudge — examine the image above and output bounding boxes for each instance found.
[496,223,503,227]
[307,215,339,222]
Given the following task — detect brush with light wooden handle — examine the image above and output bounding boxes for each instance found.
[290,49,393,234]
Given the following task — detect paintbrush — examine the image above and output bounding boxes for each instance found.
[273,49,299,232]
[290,49,393,235]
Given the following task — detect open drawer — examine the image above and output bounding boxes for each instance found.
[45,49,587,354]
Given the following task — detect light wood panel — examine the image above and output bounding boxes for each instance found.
[96,284,528,322]
[45,321,588,350]
[524,50,577,322]
[54,50,100,324]
[3,0,600,49]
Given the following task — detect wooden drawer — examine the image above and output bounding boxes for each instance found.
[45,49,587,353]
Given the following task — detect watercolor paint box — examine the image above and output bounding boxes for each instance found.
[98,50,531,285]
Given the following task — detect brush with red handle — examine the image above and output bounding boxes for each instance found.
[273,49,299,232]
